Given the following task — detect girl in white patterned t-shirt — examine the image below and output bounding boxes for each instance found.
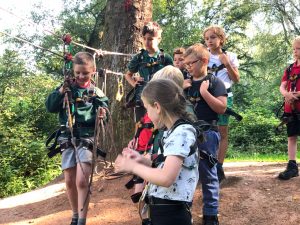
[115,79,199,225]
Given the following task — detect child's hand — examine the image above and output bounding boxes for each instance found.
[200,79,210,95]
[114,154,135,173]
[218,53,230,66]
[122,148,144,163]
[133,75,144,86]
[183,79,192,89]
[285,92,298,103]
[292,91,300,98]
[127,139,137,149]
[98,107,106,119]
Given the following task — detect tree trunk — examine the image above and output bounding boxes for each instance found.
[97,0,152,159]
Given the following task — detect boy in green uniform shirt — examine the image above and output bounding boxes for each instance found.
[45,52,109,225]
[125,21,173,121]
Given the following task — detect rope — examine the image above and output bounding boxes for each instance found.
[0,6,134,57]
[0,31,63,58]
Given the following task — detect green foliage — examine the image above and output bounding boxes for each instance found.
[0,74,61,198]
[229,107,286,154]
[2,0,300,197]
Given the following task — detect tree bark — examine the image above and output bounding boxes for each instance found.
[97,0,152,159]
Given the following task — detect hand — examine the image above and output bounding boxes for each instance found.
[98,107,106,119]
[200,79,210,95]
[133,76,144,86]
[285,92,298,104]
[59,83,71,94]
[218,53,230,66]
[292,91,300,98]
[114,154,136,173]
[122,148,143,162]
[183,79,192,89]
[127,138,137,149]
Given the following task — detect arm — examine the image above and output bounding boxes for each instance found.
[115,154,183,187]
[45,86,64,113]
[125,71,139,87]
[280,81,298,103]
[200,80,227,114]
[219,53,240,83]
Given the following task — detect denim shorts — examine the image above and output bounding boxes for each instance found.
[59,137,93,170]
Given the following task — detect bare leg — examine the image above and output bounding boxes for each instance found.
[64,167,78,214]
[288,136,298,160]
[76,162,92,218]
[217,125,228,163]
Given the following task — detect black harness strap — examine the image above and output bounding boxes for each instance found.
[151,119,218,168]
[208,63,225,76]
[45,129,61,158]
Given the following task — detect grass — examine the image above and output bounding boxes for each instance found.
[225,149,300,162]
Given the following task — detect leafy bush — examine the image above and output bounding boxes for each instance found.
[0,75,61,198]
[229,107,287,154]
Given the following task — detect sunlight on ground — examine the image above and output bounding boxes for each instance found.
[223,161,283,168]
[0,183,66,209]
[226,168,283,176]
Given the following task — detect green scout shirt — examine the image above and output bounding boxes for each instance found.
[127,49,173,81]
[45,84,109,138]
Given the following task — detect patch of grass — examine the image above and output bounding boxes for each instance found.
[225,150,300,162]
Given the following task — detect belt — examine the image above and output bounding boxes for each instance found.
[60,138,93,150]
[73,123,94,128]
[146,196,186,205]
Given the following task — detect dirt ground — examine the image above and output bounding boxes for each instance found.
[1,162,300,225]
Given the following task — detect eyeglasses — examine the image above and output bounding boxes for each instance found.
[185,59,201,68]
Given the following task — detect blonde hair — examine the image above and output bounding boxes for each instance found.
[293,36,300,45]
[184,43,210,64]
[73,52,95,68]
[142,79,193,126]
[152,65,184,88]
[203,25,226,47]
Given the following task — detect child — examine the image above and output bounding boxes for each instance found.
[203,25,240,183]
[278,36,300,180]
[45,52,109,225]
[184,43,227,225]
[173,47,192,90]
[115,79,199,225]
[125,21,173,122]
[124,21,173,201]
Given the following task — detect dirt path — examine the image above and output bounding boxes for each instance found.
[1,162,300,225]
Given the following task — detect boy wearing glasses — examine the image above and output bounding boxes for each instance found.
[184,43,227,225]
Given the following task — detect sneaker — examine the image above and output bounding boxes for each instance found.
[70,218,78,225]
[142,219,152,225]
[278,161,299,180]
[203,215,219,225]
[217,166,226,183]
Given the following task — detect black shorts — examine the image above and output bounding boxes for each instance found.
[287,117,300,137]
[148,198,192,225]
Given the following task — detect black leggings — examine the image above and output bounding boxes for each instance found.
[149,204,192,225]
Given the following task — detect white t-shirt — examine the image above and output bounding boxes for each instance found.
[208,51,239,97]
[147,124,199,202]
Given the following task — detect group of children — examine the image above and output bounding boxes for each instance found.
[45,21,300,225]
